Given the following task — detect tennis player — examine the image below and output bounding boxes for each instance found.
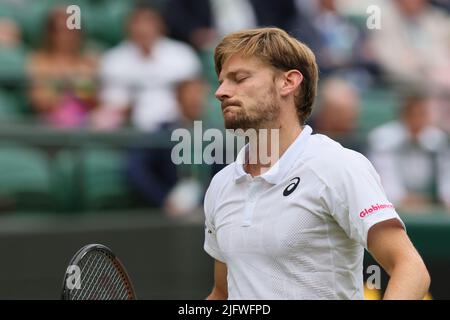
[203,28,430,300]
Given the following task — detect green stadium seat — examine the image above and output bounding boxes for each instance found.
[0,144,53,211]
[13,0,53,47]
[0,2,15,19]
[55,147,137,211]
[344,13,368,30]
[12,0,133,48]
[358,87,400,137]
[0,46,27,86]
[0,89,23,121]
[3,0,138,48]
[51,149,79,212]
[82,147,138,210]
[80,0,133,47]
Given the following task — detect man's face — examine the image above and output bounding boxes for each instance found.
[128,10,161,49]
[395,0,427,16]
[215,54,281,130]
[177,79,207,121]
[403,101,430,137]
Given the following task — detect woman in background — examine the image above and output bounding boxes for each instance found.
[27,7,98,128]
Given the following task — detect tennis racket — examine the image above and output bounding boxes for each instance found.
[61,244,136,300]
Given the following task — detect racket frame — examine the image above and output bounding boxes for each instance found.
[61,243,137,300]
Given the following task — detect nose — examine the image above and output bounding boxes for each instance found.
[215,82,232,102]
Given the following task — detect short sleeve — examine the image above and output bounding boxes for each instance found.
[98,51,132,109]
[203,184,226,262]
[321,151,405,250]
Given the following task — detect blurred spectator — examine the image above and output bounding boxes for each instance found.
[291,0,376,85]
[310,77,362,152]
[0,17,28,87]
[0,17,26,123]
[0,17,21,48]
[93,1,201,132]
[368,92,450,212]
[369,0,450,134]
[428,91,450,133]
[126,78,208,216]
[163,0,297,50]
[27,7,98,128]
[369,0,450,91]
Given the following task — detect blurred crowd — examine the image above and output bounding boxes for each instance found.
[0,0,449,215]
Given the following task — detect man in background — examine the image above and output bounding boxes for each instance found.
[92,1,201,131]
[368,92,449,212]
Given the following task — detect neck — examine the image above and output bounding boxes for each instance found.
[132,39,155,57]
[137,44,151,57]
[50,49,78,58]
[245,120,302,177]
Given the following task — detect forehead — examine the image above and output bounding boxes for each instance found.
[219,54,270,76]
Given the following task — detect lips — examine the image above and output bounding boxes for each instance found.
[222,101,241,112]
[222,105,239,112]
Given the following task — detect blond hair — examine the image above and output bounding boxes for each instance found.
[214,27,319,124]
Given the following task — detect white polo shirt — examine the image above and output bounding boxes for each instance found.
[204,125,405,300]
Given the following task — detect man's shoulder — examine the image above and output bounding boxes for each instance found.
[99,42,137,71]
[368,121,405,151]
[157,37,198,57]
[207,162,236,191]
[102,41,134,59]
[156,38,201,75]
[302,133,374,183]
[305,133,366,164]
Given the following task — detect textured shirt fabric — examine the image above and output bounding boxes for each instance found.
[204,125,405,299]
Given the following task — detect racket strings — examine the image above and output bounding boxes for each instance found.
[83,254,110,300]
[69,250,133,300]
[73,252,103,300]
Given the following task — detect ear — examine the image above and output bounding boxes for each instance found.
[279,70,303,98]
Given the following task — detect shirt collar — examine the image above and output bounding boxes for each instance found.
[233,125,313,184]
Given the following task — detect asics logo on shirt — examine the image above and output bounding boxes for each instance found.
[283,177,300,196]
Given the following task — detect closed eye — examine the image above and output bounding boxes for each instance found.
[236,76,249,83]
